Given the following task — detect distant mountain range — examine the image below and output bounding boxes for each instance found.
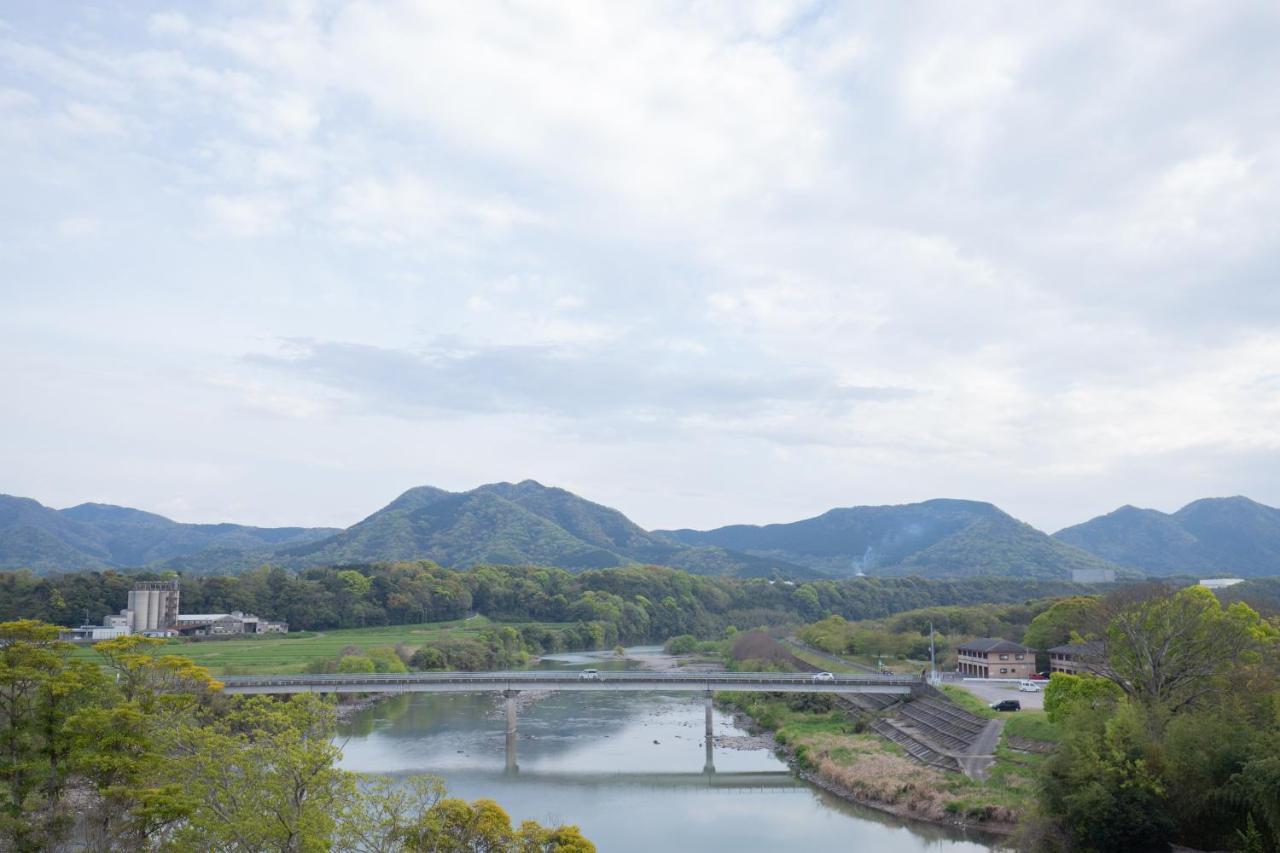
[0,484,810,579]
[1052,496,1280,577]
[660,499,1120,580]
[0,495,337,573]
[2,485,1277,580]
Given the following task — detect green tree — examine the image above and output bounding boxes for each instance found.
[0,621,80,850]
[339,655,377,674]
[1021,596,1101,649]
[163,695,353,852]
[337,775,445,853]
[1043,673,1122,725]
[1096,585,1269,717]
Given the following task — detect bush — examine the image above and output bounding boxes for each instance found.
[367,647,408,674]
[337,655,376,674]
[664,635,698,655]
[409,646,447,671]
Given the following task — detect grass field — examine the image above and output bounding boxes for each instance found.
[1003,709,1061,743]
[69,617,575,675]
[940,684,998,718]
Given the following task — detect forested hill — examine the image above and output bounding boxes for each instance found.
[0,494,337,573]
[661,498,1121,580]
[1054,496,1280,577]
[23,485,1280,581]
[0,484,811,579]
[271,481,810,578]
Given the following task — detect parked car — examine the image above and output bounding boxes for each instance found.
[578,669,601,681]
[1018,680,1041,692]
[811,671,835,683]
[1030,672,1050,681]
[990,699,1022,712]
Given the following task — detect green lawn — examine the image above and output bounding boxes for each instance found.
[1002,709,1062,743]
[787,646,868,674]
[69,617,574,675]
[940,684,998,719]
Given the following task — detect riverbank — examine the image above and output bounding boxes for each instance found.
[722,698,1023,840]
[333,692,396,723]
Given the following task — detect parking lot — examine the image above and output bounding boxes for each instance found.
[953,679,1045,710]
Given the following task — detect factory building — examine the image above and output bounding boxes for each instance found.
[127,580,181,633]
[61,579,287,641]
[175,611,288,636]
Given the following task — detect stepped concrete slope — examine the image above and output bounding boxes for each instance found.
[787,638,998,778]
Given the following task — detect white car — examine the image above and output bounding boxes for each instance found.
[811,671,836,683]
[1018,680,1041,692]
[578,669,601,681]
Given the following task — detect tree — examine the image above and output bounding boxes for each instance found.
[339,655,377,674]
[91,635,221,710]
[1043,673,1122,725]
[1021,596,1101,649]
[337,775,445,853]
[401,797,595,852]
[0,621,84,850]
[1089,585,1270,717]
[1038,701,1174,852]
[163,695,353,852]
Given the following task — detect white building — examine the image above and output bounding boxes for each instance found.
[63,624,130,641]
[175,611,287,636]
[1199,578,1245,589]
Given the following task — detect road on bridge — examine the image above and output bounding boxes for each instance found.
[217,669,920,696]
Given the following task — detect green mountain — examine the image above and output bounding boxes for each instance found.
[0,494,337,573]
[662,498,1121,580]
[275,481,814,578]
[1054,496,1280,577]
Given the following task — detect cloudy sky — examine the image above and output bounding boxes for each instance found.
[3,2,1279,534]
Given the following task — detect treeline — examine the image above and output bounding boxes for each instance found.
[797,596,1104,668]
[1026,585,1279,852]
[0,625,593,851]
[0,562,1101,642]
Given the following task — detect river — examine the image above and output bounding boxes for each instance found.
[338,647,996,852]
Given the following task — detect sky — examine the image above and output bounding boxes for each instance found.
[2,1,1279,534]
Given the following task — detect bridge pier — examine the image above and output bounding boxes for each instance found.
[703,691,715,774]
[504,690,519,775]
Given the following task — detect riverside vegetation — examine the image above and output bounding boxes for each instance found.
[726,584,1280,852]
[0,623,594,852]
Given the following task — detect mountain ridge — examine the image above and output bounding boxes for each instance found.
[661,497,1120,580]
[1054,495,1280,577]
[7,486,1275,580]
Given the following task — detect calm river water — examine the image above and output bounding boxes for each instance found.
[338,648,996,852]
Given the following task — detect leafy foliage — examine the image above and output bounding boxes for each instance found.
[0,621,595,851]
[1025,585,1280,852]
[0,562,1102,644]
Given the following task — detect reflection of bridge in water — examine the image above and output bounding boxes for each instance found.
[221,670,919,774]
[394,768,802,791]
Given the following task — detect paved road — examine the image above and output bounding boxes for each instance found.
[958,718,1005,781]
[952,679,1045,710]
[218,670,920,696]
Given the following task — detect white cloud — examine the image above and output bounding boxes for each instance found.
[2,1,1280,532]
[204,193,289,237]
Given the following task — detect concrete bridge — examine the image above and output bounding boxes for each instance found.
[217,670,917,696]
[220,670,917,774]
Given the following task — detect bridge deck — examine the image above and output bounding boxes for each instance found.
[218,670,918,695]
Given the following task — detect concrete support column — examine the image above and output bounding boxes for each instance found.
[703,691,715,774]
[504,690,519,775]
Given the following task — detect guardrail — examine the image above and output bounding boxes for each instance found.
[217,669,920,693]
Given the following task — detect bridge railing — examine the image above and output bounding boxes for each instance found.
[218,670,921,689]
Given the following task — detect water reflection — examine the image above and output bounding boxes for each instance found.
[337,648,995,853]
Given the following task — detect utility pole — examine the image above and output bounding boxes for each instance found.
[929,621,938,685]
